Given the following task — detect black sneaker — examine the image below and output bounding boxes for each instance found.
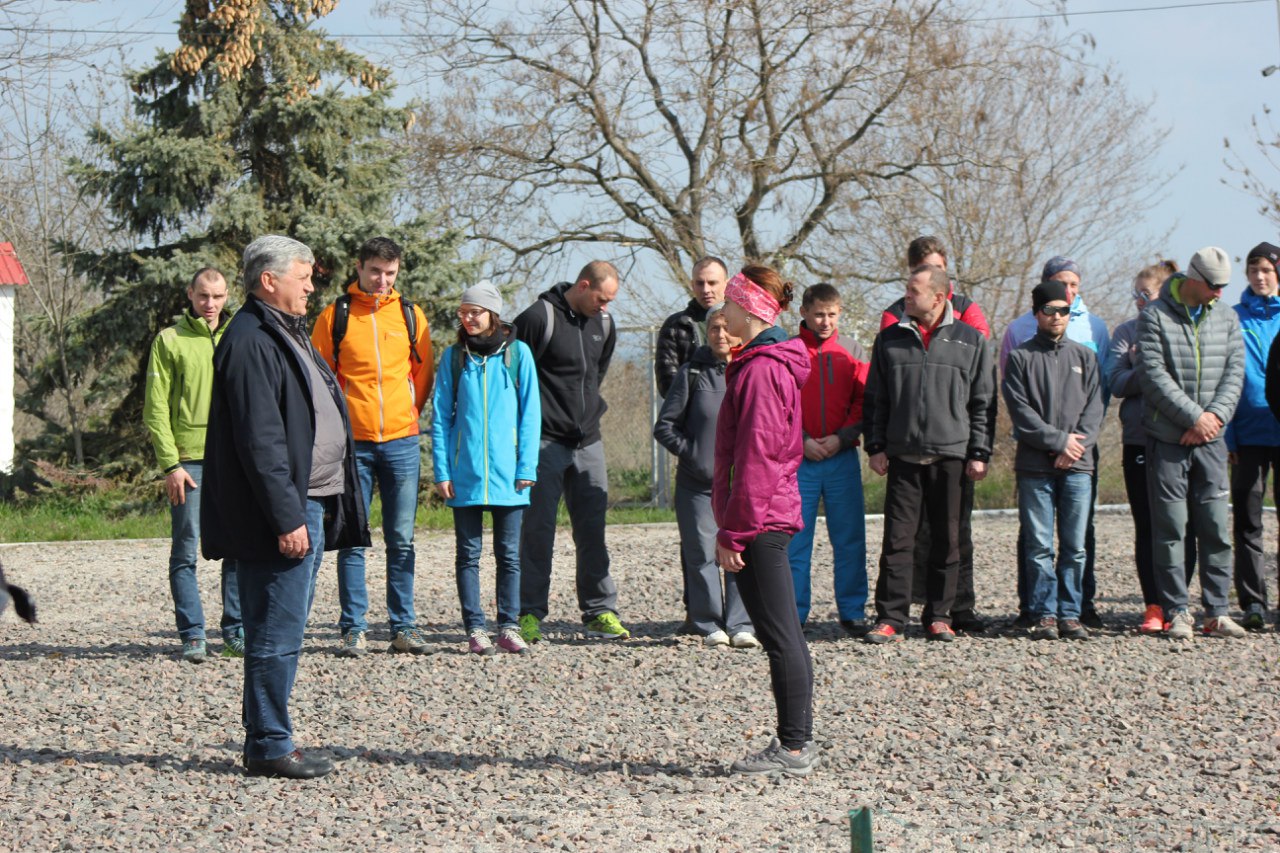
[1242,610,1267,632]
[838,619,868,638]
[952,611,988,634]
[1011,612,1035,631]
[1059,619,1090,640]
[1028,617,1058,641]
[1080,609,1104,630]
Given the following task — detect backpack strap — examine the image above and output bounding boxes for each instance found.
[451,339,523,415]
[401,298,422,364]
[537,299,555,359]
[331,294,352,368]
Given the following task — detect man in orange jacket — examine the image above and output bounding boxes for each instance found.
[312,237,434,657]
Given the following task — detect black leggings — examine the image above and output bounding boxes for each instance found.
[735,531,813,750]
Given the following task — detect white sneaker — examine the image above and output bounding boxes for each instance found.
[1202,614,1246,638]
[730,631,762,649]
[703,630,730,647]
[1165,610,1194,640]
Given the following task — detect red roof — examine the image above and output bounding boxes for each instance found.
[0,243,28,286]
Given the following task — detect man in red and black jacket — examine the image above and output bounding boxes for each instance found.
[878,236,993,633]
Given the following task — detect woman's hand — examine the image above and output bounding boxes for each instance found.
[435,481,455,499]
[716,542,745,573]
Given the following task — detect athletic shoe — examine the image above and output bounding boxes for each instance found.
[729,737,820,777]
[838,619,869,638]
[1137,604,1164,635]
[926,621,956,642]
[1165,609,1194,641]
[496,627,529,655]
[390,627,431,655]
[1202,615,1246,639]
[703,630,730,648]
[182,638,207,664]
[863,623,902,644]
[220,634,245,658]
[1059,619,1090,641]
[951,611,988,634]
[730,631,763,649]
[518,613,543,644]
[585,612,630,639]
[1241,609,1267,633]
[1080,609,1104,630]
[468,629,496,656]
[1011,612,1035,631]
[336,630,368,658]
[1028,617,1058,641]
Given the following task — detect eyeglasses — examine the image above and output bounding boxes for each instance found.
[456,308,488,320]
[1206,282,1227,291]
[1039,305,1071,317]
[1131,291,1151,302]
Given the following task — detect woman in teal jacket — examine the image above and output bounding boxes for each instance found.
[432,281,541,655]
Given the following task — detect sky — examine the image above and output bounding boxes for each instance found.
[12,0,1280,312]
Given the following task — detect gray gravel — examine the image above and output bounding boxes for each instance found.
[2,513,1279,852]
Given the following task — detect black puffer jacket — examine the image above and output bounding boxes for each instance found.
[652,345,726,488]
[654,299,708,398]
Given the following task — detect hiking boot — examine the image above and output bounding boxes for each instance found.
[336,630,368,658]
[951,611,988,634]
[1028,617,1058,641]
[468,629,496,656]
[390,627,431,655]
[926,621,956,642]
[1165,609,1194,641]
[585,612,630,639]
[518,613,543,644]
[1202,615,1246,639]
[1080,608,1104,630]
[730,631,762,650]
[1241,609,1267,633]
[864,623,902,644]
[220,634,245,659]
[729,737,820,777]
[496,627,529,655]
[703,629,730,648]
[182,638,207,664]
[1138,604,1165,635]
[1059,619,1090,640]
[838,619,869,638]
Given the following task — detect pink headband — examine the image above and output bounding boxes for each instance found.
[724,272,781,325]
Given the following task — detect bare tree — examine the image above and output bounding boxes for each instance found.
[1225,105,1280,235]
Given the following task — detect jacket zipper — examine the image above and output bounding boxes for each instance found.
[371,305,385,440]
[482,356,490,504]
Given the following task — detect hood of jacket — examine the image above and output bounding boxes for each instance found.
[730,326,811,389]
[1237,286,1280,320]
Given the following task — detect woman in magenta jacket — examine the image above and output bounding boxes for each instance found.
[713,264,817,778]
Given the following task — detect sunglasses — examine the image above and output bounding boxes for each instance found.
[1206,282,1227,291]
[1039,305,1071,317]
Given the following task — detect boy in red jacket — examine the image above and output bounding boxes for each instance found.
[789,284,871,636]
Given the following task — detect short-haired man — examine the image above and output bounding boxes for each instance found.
[1227,242,1280,631]
[1138,247,1245,639]
[655,256,729,398]
[1000,256,1110,629]
[1002,281,1104,641]
[203,235,370,778]
[312,237,434,658]
[881,236,992,632]
[515,260,629,642]
[143,267,241,663]
[789,283,870,636]
[863,265,994,643]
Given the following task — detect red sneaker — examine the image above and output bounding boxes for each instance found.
[1137,604,1164,635]
[863,623,903,644]
[926,621,956,642]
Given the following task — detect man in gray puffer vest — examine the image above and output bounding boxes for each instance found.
[1137,247,1245,640]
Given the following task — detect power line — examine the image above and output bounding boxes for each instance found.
[0,0,1270,40]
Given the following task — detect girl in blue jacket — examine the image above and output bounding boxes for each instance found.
[432,281,541,655]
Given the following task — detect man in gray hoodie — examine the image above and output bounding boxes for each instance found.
[1137,247,1245,640]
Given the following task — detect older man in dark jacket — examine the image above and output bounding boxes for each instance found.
[203,235,370,779]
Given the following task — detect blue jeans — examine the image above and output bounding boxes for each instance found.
[787,449,868,623]
[237,498,326,761]
[1018,472,1091,620]
[454,505,523,632]
[169,460,241,642]
[337,436,420,634]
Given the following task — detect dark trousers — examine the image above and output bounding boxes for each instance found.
[734,531,813,751]
[876,458,963,629]
[910,475,976,615]
[1017,451,1098,615]
[1231,444,1280,612]
[1123,444,1198,606]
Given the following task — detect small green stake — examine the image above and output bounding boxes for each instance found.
[850,806,874,853]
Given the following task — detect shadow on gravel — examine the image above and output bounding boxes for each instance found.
[0,744,243,776]
[0,642,168,661]
[333,746,716,778]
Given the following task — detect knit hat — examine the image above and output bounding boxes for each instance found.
[1032,280,1070,312]
[460,280,503,316]
[1246,242,1280,267]
[1041,256,1081,281]
[1186,247,1231,287]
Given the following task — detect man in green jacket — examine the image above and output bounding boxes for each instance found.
[143,267,242,663]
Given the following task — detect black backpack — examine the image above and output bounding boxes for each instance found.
[330,293,422,368]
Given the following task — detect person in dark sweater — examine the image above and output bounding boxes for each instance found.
[654,256,729,398]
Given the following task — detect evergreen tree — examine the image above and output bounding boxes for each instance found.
[46,0,469,472]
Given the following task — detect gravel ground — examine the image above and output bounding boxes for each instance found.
[2,512,1280,852]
